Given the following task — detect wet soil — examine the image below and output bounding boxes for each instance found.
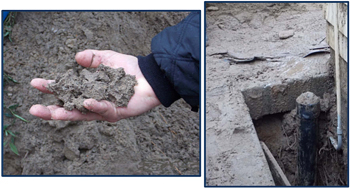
[3,12,199,175]
[47,65,137,113]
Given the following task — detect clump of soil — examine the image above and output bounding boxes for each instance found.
[47,64,137,113]
[296,92,320,106]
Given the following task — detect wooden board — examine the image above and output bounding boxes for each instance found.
[261,141,291,186]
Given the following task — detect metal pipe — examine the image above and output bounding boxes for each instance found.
[329,117,343,150]
[329,3,342,151]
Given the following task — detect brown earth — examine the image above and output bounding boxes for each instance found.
[47,64,137,113]
[3,12,199,175]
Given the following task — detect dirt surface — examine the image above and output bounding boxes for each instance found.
[206,3,347,186]
[47,65,137,113]
[206,3,328,58]
[3,12,199,175]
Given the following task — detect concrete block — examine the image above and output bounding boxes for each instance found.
[206,91,275,186]
[242,76,331,119]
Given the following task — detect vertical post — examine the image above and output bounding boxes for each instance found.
[296,92,320,186]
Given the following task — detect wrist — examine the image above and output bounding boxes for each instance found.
[137,54,180,107]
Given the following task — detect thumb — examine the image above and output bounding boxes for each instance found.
[75,50,101,68]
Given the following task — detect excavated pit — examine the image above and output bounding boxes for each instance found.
[251,92,346,186]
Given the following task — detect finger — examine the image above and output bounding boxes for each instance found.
[30,78,55,94]
[75,49,104,68]
[30,104,104,121]
[29,104,57,120]
[49,107,104,121]
[84,99,122,121]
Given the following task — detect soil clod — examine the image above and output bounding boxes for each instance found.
[47,64,137,113]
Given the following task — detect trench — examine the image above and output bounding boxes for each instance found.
[243,86,346,186]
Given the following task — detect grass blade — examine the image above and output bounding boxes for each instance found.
[6,75,19,83]
[8,130,17,137]
[9,104,19,110]
[9,109,29,123]
[3,140,8,146]
[13,114,29,123]
[9,142,19,156]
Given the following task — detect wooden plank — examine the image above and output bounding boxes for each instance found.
[261,141,291,186]
[326,22,335,49]
[338,3,348,38]
[339,33,348,62]
[325,3,348,62]
[325,3,337,25]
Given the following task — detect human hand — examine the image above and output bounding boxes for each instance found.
[29,50,161,122]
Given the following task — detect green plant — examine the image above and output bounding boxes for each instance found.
[3,12,17,42]
[3,122,19,156]
[4,104,29,123]
[3,63,25,155]
[3,60,20,86]
[3,72,19,85]
[3,104,28,156]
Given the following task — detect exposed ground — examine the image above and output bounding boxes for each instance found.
[206,3,347,186]
[3,12,199,175]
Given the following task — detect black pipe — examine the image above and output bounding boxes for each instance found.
[296,92,320,186]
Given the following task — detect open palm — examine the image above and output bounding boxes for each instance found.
[30,50,161,122]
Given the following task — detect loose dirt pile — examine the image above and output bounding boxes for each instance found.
[47,65,137,113]
[3,12,199,175]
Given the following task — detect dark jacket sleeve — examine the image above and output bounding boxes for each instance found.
[137,12,200,111]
